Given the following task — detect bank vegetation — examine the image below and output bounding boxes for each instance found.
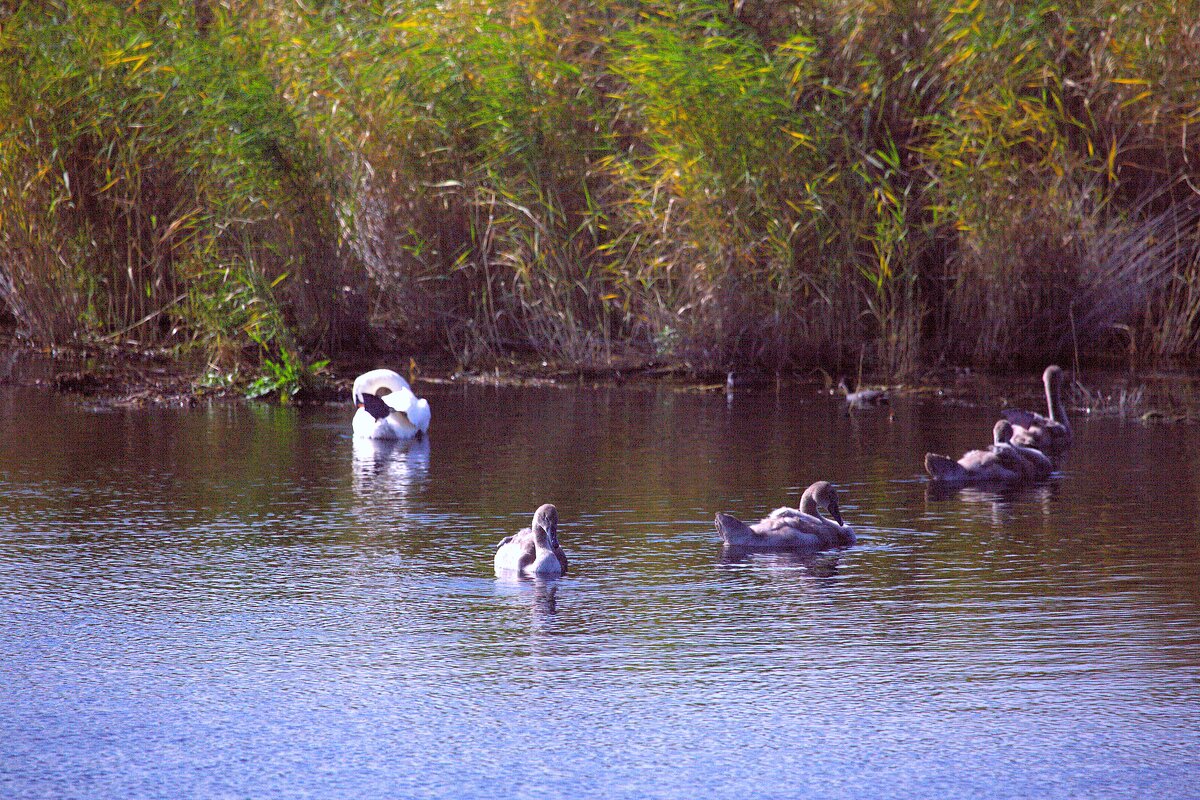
[2,0,1198,386]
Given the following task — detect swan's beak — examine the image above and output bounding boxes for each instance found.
[829,503,845,526]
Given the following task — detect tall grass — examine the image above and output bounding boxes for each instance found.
[2,0,1198,378]
[0,0,360,367]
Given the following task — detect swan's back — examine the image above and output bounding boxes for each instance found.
[715,512,823,549]
[353,369,412,402]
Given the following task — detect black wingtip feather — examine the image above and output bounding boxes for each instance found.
[361,393,391,421]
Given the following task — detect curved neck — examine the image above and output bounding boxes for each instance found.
[799,492,825,522]
[1046,377,1068,428]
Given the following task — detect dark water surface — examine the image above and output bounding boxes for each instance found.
[2,377,1199,799]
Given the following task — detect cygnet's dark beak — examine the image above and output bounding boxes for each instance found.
[829,502,845,527]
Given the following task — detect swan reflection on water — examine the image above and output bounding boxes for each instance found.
[351,435,431,502]
[719,544,843,579]
[925,478,1057,503]
[925,478,1059,525]
[492,573,561,634]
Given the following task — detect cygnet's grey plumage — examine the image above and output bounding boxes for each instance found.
[715,481,855,550]
[992,421,1054,480]
[925,420,1026,484]
[1001,365,1071,454]
[494,504,568,575]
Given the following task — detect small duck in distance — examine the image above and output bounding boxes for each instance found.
[494,504,569,576]
[352,368,431,440]
[838,377,891,414]
[1000,365,1071,454]
[715,481,855,550]
[924,420,1026,485]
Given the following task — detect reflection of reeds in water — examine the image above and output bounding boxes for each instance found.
[1074,382,1146,418]
[1073,373,1200,422]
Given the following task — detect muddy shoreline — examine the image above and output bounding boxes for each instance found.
[1,338,1198,423]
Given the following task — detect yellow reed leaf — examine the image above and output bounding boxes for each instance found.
[1120,90,1152,108]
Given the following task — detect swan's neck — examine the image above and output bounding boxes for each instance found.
[799,495,826,523]
[1046,377,1069,429]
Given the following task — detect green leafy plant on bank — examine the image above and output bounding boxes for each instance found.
[244,345,329,401]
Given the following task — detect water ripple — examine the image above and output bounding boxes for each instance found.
[0,385,1199,798]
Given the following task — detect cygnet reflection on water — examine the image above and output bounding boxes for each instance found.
[925,478,1058,504]
[925,480,1059,526]
[719,545,844,579]
[492,573,562,637]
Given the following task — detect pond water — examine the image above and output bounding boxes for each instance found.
[1,372,1199,799]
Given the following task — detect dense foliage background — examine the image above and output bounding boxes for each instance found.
[2,0,1198,382]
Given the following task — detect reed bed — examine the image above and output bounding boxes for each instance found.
[1,0,1198,383]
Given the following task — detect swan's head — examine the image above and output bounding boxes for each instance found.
[801,481,844,526]
[993,419,1014,445]
[1043,364,1065,388]
[533,504,559,549]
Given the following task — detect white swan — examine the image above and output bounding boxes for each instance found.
[351,368,431,440]
[495,504,568,576]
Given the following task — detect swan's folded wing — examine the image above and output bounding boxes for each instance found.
[495,536,537,572]
[751,515,808,536]
[383,388,416,413]
[406,398,431,432]
[957,447,998,471]
[381,389,431,431]
[504,527,535,548]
